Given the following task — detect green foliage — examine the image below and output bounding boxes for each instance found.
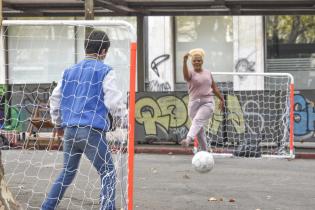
[266,16,315,44]
[0,85,6,96]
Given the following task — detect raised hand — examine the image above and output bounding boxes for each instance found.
[183,53,190,63]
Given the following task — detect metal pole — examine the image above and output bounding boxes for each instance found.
[137,16,147,91]
[85,0,94,38]
[0,0,2,27]
[0,0,10,123]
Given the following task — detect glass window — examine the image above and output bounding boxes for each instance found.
[266,16,315,90]
[7,17,136,85]
[8,17,75,84]
[175,16,233,83]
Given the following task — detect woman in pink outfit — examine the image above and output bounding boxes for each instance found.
[181,48,224,151]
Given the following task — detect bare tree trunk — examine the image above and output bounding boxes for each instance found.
[0,151,20,210]
[288,16,301,43]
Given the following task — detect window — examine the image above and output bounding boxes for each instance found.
[266,16,315,90]
[8,17,75,84]
[7,17,136,84]
[175,16,233,83]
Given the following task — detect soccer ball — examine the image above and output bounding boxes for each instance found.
[192,151,215,173]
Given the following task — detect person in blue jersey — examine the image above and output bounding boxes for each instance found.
[41,30,122,210]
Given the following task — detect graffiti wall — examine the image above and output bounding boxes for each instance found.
[2,86,315,143]
[135,91,290,145]
[135,92,189,143]
[294,90,315,142]
[0,85,5,128]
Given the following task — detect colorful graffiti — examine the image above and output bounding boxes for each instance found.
[0,83,55,132]
[2,86,315,143]
[136,91,315,143]
[135,94,189,138]
[0,85,5,128]
[294,92,315,141]
[135,92,282,144]
[135,93,250,137]
[135,91,315,144]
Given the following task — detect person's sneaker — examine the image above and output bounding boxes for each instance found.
[192,147,198,154]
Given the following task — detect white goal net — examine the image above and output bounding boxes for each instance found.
[0,20,136,210]
[207,72,294,159]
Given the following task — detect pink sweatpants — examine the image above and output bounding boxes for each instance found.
[187,98,214,151]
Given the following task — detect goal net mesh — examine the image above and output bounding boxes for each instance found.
[208,73,294,158]
[0,20,134,210]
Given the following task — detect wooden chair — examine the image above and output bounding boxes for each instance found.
[24,103,62,150]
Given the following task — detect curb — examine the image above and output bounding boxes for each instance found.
[9,142,315,159]
[295,153,315,159]
[135,146,315,159]
[135,146,193,155]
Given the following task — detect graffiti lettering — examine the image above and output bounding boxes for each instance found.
[157,96,187,128]
[208,97,224,135]
[135,97,170,135]
[136,94,246,137]
[294,94,315,140]
[136,92,315,143]
[226,95,245,134]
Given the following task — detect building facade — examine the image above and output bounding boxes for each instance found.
[1,15,315,143]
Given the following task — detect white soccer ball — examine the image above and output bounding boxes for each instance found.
[192,151,215,173]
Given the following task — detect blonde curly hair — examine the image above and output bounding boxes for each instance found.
[189,48,205,59]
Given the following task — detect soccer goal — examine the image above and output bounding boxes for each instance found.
[0,20,136,210]
[205,72,294,159]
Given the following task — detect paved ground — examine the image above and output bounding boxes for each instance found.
[2,150,315,210]
[134,154,315,210]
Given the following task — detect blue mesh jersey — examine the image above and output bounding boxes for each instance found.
[60,59,112,131]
